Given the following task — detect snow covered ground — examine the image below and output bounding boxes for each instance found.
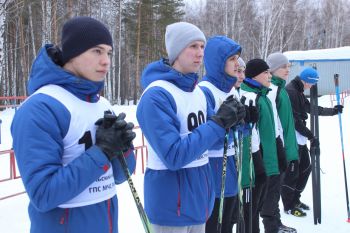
[0,97,350,233]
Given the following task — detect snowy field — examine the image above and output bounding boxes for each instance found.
[0,97,350,233]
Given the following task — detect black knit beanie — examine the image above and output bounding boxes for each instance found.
[245,58,270,78]
[61,16,113,64]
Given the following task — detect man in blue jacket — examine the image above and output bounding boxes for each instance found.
[137,22,246,233]
[11,16,136,233]
[199,35,243,233]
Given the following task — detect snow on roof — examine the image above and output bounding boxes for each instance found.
[283,46,350,61]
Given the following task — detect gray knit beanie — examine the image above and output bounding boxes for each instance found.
[165,22,206,64]
[238,57,246,68]
[267,52,289,72]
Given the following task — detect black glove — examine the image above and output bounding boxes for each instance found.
[333,105,343,114]
[95,111,136,161]
[240,96,259,124]
[310,137,319,148]
[211,95,246,129]
[283,160,299,184]
[236,100,246,123]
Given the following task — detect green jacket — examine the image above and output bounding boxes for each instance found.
[271,76,299,162]
[239,128,255,189]
[241,82,280,179]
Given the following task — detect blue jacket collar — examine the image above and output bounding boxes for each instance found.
[141,58,199,92]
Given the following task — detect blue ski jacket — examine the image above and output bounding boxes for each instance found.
[11,44,135,233]
[200,36,241,198]
[137,58,226,226]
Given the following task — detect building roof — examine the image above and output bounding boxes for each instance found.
[284,46,350,61]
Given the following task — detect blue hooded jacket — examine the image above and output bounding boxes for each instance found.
[137,59,226,226]
[11,44,135,233]
[200,36,241,198]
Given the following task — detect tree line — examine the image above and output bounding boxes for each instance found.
[0,0,349,105]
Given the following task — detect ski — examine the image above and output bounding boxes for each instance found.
[217,129,230,233]
[333,74,350,223]
[310,75,321,224]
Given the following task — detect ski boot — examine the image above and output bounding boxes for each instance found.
[295,201,310,210]
[278,223,297,233]
[285,207,307,217]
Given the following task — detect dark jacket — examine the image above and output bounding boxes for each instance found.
[285,76,336,140]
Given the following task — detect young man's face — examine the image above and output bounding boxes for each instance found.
[303,81,314,90]
[224,54,240,78]
[235,66,245,88]
[172,40,205,74]
[64,44,112,82]
[273,63,290,80]
[254,70,272,87]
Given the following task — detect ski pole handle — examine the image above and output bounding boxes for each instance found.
[334,74,339,87]
[334,74,341,105]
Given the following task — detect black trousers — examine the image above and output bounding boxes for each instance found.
[260,137,287,233]
[261,175,281,233]
[281,144,312,211]
[242,176,267,233]
[206,196,237,233]
[234,150,266,233]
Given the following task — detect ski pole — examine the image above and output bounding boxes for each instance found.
[217,129,230,233]
[117,154,154,232]
[234,129,245,233]
[333,74,350,223]
[103,111,154,233]
[248,123,253,233]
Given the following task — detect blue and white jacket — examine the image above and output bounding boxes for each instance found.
[136,58,226,226]
[199,36,241,198]
[11,44,135,233]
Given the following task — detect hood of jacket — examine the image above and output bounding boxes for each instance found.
[140,58,199,92]
[28,44,104,102]
[203,36,241,93]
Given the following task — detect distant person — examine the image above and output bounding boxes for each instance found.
[11,16,136,233]
[283,67,343,217]
[235,57,246,91]
[136,22,245,233]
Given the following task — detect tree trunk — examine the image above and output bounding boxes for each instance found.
[134,0,142,105]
